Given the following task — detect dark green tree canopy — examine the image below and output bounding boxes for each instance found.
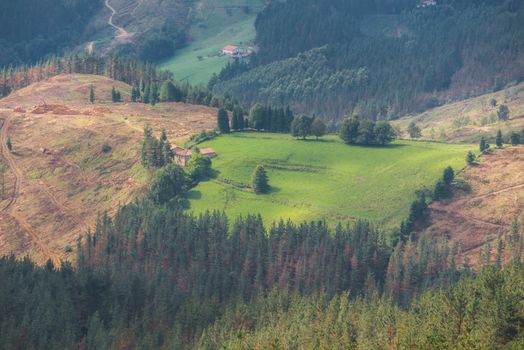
[217,108,231,134]
[252,165,270,194]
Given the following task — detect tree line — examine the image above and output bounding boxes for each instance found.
[0,53,242,113]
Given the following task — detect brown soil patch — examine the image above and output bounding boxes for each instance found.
[424,146,524,267]
[0,74,217,265]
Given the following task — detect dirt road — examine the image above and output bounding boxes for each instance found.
[105,0,133,42]
[0,113,61,267]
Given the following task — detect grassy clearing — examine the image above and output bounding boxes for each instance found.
[188,133,473,227]
[160,0,264,85]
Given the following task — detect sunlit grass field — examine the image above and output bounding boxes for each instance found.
[188,133,473,227]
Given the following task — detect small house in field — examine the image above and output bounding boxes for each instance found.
[222,45,240,56]
[171,145,217,166]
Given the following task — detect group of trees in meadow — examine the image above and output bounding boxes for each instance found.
[339,115,396,146]
[291,115,327,140]
[212,0,524,119]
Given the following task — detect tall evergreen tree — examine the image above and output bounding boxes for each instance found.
[217,108,230,134]
[479,136,489,153]
[496,129,503,147]
[89,86,95,104]
[252,165,270,194]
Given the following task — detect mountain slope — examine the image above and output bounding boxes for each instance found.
[0,74,217,264]
[392,82,524,143]
[212,0,524,119]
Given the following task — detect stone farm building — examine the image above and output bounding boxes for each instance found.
[172,146,217,166]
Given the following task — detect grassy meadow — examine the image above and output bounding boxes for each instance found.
[188,133,473,227]
[160,1,263,84]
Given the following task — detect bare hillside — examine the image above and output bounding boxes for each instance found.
[424,146,524,267]
[0,74,217,265]
[393,83,524,143]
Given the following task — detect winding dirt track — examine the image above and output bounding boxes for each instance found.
[105,0,132,41]
[0,113,61,267]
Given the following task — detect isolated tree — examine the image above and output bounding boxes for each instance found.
[217,108,230,134]
[490,98,497,107]
[373,121,396,145]
[407,122,422,139]
[89,86,95,104]
[310,118,326,140]
[510,132,520,146]
[6,137,12,152]
[479,137,489,153]
[497,105,510,121]
[252,165,269,194]
[443,166,454,185]
[496,129,503,147]
[111,87,121,103]
[466,151,476,165]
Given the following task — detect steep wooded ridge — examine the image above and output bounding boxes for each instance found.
[211,0,524,119]
[0,0,102,66]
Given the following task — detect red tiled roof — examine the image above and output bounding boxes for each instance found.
[223,45,238,52]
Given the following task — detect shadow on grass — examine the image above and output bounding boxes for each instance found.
[268,186,281,194]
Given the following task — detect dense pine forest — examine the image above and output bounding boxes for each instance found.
[0,0,102,66]
[211,0,524,119]
[0,171,522,348]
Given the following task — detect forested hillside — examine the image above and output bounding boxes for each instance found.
[0,0,102,66]
[0,195,522,348]
[211,0,524,119]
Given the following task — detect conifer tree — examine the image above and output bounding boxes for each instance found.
[89,86,95,103]
[142,84,150,104]
[217,108,230,134]
[6,137,12,151]
[159,81,179,102]
[131,86,138,102]
[496,129,503,147]
[150,83,158,106]
[252,165,269,194]
[466,151,476,165]
[479,136,488,153]
[443,166,454,185]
